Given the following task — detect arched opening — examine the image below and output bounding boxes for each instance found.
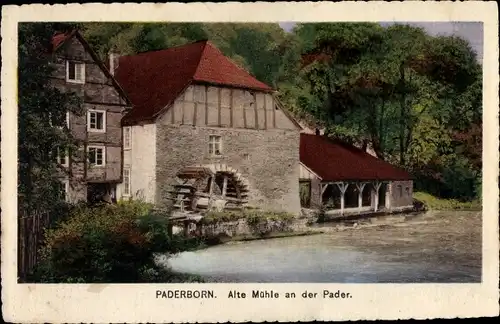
[170,164,249,213]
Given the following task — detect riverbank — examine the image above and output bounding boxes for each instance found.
[156,202,481,282]
[413,192,481,211]
[162,210,481,283]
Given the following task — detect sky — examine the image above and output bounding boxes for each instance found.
[278,22,483,63]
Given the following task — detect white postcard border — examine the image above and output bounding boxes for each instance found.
[2,2,499,322]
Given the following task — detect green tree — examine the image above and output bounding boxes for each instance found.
[18,23,83,212]
[293,23,482,200]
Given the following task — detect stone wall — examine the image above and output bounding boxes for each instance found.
[388,180,414,208]
[200,217,310,238]
[155,125,301,214]
[308,177,322,208]
[50,34,130,202]
[154,83,302,214]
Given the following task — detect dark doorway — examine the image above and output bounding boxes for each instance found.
[299,180,311,208]
[87,183,117,204]
[378,183,387,208]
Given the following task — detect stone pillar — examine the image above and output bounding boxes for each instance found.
[310,177,322,208]
[373,181,382,212]
[356,183,366,214]
[385,182,392,211]
[336,182,349,216]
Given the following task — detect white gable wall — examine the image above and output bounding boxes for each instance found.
[116,123,157,203]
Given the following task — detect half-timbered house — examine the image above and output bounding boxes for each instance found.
[50,31,132,203]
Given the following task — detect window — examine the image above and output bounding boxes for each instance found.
[87,146,105,166]
[123,167,131,196]
[397,185,403,197]
[87,110,106,132]
[123,127,131,150]
[405,187,410,196]
[66,60,85,83]
[56,148,69,167]
[208,135,222,156]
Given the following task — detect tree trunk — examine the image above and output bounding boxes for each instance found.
[399,64,407,166]
[371,137,385,160]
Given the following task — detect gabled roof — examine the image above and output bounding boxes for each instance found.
[50,30,132,106]
[300,133,412,181]
[114,40,274,126]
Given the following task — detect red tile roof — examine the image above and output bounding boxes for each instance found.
[115,40,274,125]
[51,32,73,51]
[300,133,412,181]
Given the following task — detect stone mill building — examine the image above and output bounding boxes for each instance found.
[50,30,414,216]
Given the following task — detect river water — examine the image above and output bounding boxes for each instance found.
[161,211,482,283]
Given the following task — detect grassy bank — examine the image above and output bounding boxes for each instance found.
[413,192,481,211]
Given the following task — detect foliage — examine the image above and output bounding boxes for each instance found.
[244,210,296,237]
[202,210,246,225]
[30,201,187,283]
[293,23,482,201]
[202,209,295,226]
[27,21,482,205]
[413,192,481,211]
[18,22,85,213]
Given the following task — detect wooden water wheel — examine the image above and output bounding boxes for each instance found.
[170,164,250,214]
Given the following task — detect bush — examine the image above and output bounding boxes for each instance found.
[30,200,182,283]
[244,210,295,236]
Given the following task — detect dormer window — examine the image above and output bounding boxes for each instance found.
[66,60,85,84]
[208,135,222,156]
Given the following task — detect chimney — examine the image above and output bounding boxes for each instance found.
[315,128,320,136]
[109,51,120,76]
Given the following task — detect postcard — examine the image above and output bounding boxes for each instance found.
[1,1,499,322]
